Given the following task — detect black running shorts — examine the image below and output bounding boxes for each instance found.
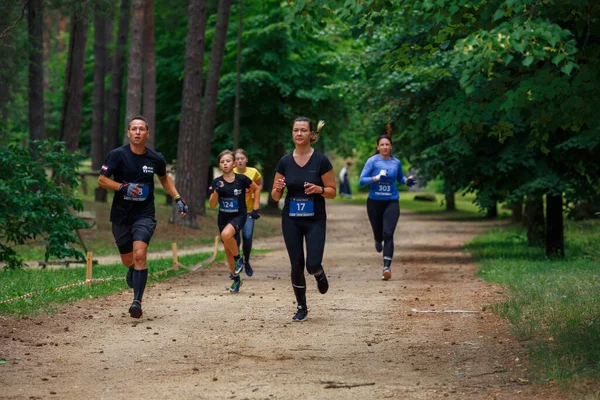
[111,216,157,254]
[218,213,246,234]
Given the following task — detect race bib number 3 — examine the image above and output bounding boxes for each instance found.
[219,197,239,213]
[374,182,392,196]
[124,184,149,201]
[289,197,315,217]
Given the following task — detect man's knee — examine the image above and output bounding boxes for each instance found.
[133,247,147,266]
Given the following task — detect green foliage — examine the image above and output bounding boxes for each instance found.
[0,140,87,269]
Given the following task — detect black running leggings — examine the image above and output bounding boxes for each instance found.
[366,198,400,265]
[282,215,326,306]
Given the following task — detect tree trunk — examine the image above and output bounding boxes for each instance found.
[169,0,208,227]
[28,0,45,142]
[196,0,233,213]
[444,192,456,211]
[92,11,108,202]
[233,0,242,149]
[142,0,156,149]
[59,12,87,151]
[525,196,545,246]
[105,0,131,153]
[485,202,497,219]
[546,194,564,258]
[123,0,145,144]
[511,199,523,223]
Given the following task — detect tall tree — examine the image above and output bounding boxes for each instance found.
[123,0,145,143]
[142,0,156,149]
[196,0,232,213]
[232,0,242,149]
[92,9,108,202]
[28,0,45,141]
[105,0,131,153]
[169,0,208,227]
[58,8,87,151]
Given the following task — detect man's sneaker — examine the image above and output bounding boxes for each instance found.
[129,300,142,318]
[292,305,308,322]
[381,267,391,281]
[315,271,329,294]
[244,261,254,277]
[234,258,244,275]
[126,267,134,288]
[230,276,243,293]
[375,241,383,253]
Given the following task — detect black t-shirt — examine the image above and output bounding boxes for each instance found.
[100,145,167,223]
[211,174,253,216]
[275,151,333,220]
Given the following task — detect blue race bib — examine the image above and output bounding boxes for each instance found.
[124,184,149,201]
[219,197,239,213]
[374,182,393,197]
[289,197,315,217]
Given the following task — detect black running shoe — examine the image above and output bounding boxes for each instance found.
[129,300,142,318]
[375,241,383,253]
[245,261,253,277]
[315,271,329,294]
[292,305,308,322]
[126,267,134,288]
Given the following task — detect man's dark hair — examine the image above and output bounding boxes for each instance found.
[128,115,149,130]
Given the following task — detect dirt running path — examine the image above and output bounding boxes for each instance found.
[1,202,561,399]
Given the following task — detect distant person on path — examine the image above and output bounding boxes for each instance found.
[271,117,336,322]
[359,135,415,281]
[98,115,188,318]
[233,148,263,277]
[338,161,353,198]
[209,150,261,293]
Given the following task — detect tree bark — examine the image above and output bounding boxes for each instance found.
[59,12,87,151]
[92,10,108,202]
[105,0,131,153]
[123,0,145,144]
[485,202,497,219]
[233,0,242,149]
[444,192,456,211]
[169,0,208,227]
[546,194,564,258]
[525,196,545,246]
[142,0,156,149]
[28,0,45,142]
[196,0,233,213]
[511,199,523,223]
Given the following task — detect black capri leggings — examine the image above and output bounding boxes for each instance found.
[366,198,400,262]
[282,215,326,290]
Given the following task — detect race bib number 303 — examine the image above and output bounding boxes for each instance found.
[289,197,315,217]
[374,182,392,196]
[219,197,239,213]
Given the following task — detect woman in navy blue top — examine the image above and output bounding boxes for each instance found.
[359,135,415,281]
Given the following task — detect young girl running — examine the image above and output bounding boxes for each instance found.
[233,149,263,277]
[209,150,261,292]
[271,117,336,321]
[359,135,415,281]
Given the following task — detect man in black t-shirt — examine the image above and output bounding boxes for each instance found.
[98,116,188,318]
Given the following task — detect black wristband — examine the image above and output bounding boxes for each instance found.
[321,186,325,194]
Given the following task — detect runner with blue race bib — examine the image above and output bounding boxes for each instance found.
[209,150,261,293]
[271,117,337,322]
[359,134,416,281]
[98,115,188,318]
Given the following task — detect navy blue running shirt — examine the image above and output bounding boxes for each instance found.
[275,151,333,220]
[211,174,253,216]
[100,145,167,223]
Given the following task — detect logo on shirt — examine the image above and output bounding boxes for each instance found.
[234,189,242,196]
[101,165,108,171]
[142,165,154,174]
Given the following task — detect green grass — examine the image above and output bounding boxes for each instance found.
[0,252,215,317]
[467,219,600,383]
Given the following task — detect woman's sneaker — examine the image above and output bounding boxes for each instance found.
[244,262,253,277]
[129,300,142,318]
[292,305,308,322]
[230,276,243,293]
[381,267,391,281]
[315,271,329,294]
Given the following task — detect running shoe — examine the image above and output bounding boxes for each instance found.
[230,276,243,293]
[234,257,244,275]
[315,271,329,294]
[245,261,254,277]
[381,267,392,281]
[129,300,143,318]
[292,305,308,322]
[375,241,383,253]
[126,267,134,288]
